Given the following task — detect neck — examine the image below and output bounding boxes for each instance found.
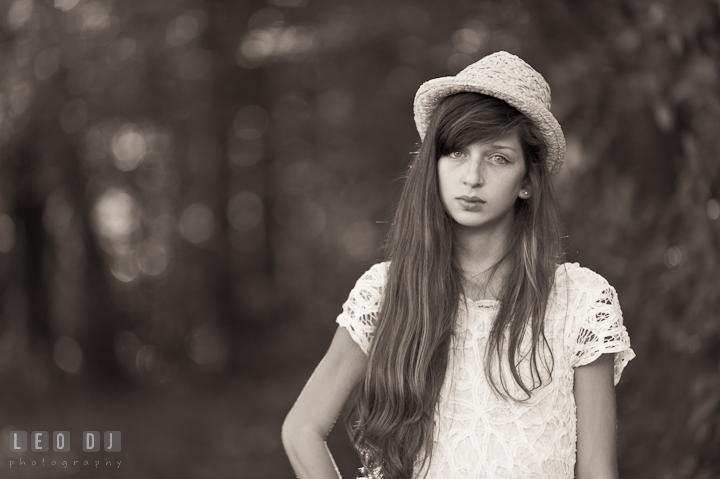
[454,219,512,274]
[453,218,514,301]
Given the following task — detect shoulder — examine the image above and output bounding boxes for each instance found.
[553,262,624,334]
[555,262,615,296]
[336,261,390,356]
[355,261,390,287]
[558,264,635,382]
[342,261,390,311]
[555,262,625,339]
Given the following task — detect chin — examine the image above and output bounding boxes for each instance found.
[451,211,510,231]
[456,221,492,230]
[452,215,491,229]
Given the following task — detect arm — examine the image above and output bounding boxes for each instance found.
[282,326,369,479]
[574,353,618,479]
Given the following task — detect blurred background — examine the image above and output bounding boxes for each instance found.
[0,0,718,477]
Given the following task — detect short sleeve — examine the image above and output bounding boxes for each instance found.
[335,262,389,355]
[571,279,635,385]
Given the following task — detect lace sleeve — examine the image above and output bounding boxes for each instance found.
[335,262,388,355]
[571,281,635,385]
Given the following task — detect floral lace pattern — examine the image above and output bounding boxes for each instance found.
[336,262,635,479]
[335,262,388,355]
[570,283,635,385]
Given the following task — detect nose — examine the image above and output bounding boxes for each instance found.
[462,155,484,187]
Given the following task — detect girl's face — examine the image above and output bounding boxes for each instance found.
[437,131,528,233]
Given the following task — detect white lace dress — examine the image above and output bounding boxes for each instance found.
[336,261,635,479]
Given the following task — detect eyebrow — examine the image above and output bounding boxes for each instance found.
[489,144,517,152]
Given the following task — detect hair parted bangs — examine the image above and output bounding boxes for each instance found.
[433,93,547,165]
[347,92,563,479]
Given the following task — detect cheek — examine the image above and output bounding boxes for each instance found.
[436,162,449,193]
[500,168,527,195]
[436,163,454,208]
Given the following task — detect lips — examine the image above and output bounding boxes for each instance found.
[457,196,485,204]
[456,195,486,211]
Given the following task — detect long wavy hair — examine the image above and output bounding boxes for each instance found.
[347,93,564,479]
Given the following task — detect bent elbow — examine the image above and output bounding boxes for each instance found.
[281,413,298,452]
[282,411,327,456]
[281,410,310,453]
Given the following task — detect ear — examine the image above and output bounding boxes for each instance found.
[518,179,532,199]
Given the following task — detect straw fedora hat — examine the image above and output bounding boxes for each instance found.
[413,51,565,176]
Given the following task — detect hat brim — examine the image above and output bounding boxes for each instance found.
[413,76,565,176]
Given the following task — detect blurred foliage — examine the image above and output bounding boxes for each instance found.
[0,0,718,477]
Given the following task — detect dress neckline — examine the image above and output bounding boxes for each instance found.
[459,294,500,309]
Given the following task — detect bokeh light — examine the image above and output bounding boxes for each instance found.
[185,325,229,370]
[6,0,34,32]
[228,192,263,232]
[229,137,264,167]
[106,37,137,70]
[110,252,140,282]
[54,0,80,13]
[165,10,207,47]
[247,8,284,32]
[114,330,142,370]
[663,245,687,269]
[111,125,146,171]
[93,187,141,255]
[237,11,316,68]
[53,336,83,374]
[707,199,719,220]
[233,105,269,139]
[10,83,33,117]
[135,239,170,277]
[166,14,199,47]
[452,29,483,54]
[136,344,176,383]
[179,203,215,245]
[78,2,115,39]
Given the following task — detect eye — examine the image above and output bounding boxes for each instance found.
[489,154,510,164]
[449,150,465,159]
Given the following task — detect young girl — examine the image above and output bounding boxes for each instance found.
[282,51,635,479]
